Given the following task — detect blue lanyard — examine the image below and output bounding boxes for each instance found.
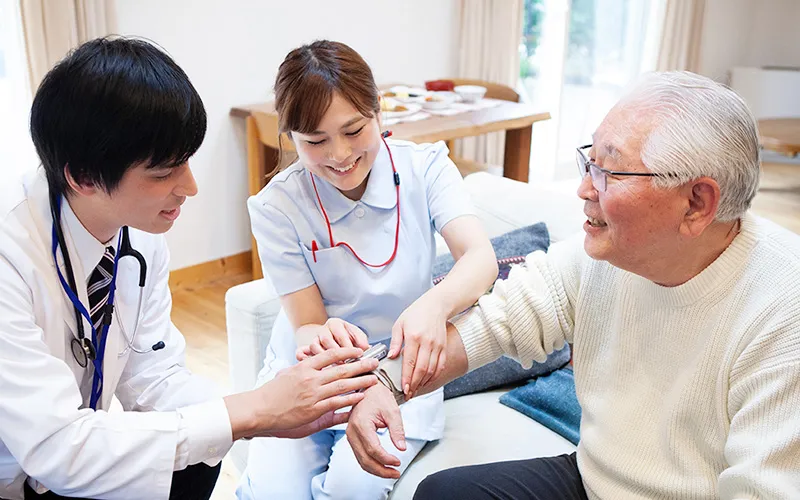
[51,196,122,410]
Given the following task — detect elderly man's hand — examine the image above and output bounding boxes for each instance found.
[346,384,408,479]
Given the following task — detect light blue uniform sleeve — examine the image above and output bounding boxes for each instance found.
[423,141,475,233]
[247,196,315,297]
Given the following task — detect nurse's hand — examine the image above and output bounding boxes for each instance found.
[296,318,371,361]
[227,347,379,440]
[389,299,448,398]
[346,384,407,479]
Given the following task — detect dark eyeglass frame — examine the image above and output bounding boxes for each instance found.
[576,144,677,192]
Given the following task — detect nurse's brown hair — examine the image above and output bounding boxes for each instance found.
[274,40,380,136]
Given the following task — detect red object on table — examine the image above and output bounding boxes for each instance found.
[425,80,455,92]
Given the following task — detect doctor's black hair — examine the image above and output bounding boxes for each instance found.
[30,36,206,198]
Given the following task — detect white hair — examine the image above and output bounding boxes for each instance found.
[619,71,760,222]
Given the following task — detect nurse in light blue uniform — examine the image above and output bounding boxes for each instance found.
[237,40,498,500]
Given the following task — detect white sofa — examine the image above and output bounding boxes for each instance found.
[224,172,586,499]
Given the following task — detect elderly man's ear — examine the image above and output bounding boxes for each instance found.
[680,177,722,238]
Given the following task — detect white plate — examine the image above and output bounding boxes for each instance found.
[382,86,427,104]
[381,103,422,119]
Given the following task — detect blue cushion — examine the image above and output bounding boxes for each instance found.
[433,222,572,400]
[499,366,581,445]
[433,222,550,281]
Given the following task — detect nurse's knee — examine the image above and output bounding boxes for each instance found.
[313,467,395,500]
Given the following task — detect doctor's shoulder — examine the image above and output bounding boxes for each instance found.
[0,172,27,222]
[0,180,48,272]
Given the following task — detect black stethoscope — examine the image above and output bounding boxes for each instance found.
[50,194,163,410]
[308,131,401,268]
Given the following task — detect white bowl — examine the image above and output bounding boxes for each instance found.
[421,92,455,110]
[454,85,487,103]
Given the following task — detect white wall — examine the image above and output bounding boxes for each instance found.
[114,0,459,270]
[697,0,800,81]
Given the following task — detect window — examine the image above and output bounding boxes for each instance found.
[0,0,38,177]
[520,0,663,180]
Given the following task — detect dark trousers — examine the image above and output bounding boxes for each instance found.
[22,462,221,500]
[414,453,588,500]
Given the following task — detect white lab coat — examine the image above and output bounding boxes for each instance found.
[0,170,231,500]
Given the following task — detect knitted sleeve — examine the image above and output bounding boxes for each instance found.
[451,235,584,371]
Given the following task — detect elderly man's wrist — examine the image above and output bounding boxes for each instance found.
[369,357,406,405]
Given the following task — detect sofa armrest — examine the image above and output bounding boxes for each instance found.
[225,277,282,394]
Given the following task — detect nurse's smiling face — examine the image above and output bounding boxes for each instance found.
[291,92,383,201]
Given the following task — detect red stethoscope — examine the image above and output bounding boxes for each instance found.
[309,130,400,268]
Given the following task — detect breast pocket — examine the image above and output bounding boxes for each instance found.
[299,243,358,306]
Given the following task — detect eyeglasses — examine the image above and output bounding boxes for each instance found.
[576,144,676,192]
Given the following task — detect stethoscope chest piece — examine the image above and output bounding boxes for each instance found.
[71,336,96,368]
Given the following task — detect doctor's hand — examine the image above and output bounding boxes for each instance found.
[346,384,407,479]
[389,297,447,399]
[296,318,370,361]
[226,347,378,441]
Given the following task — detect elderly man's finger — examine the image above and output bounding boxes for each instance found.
[385,407,407,452]
[348,428,402,479]
[361,426,402,468]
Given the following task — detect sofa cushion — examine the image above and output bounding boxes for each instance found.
[433,222,550,281]
[390,389,577,499]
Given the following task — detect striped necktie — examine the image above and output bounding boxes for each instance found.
[87,246,116,333]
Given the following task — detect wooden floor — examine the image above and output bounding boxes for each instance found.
[751,161,800,234]
[172,161,800,499]
[171,272,250,499]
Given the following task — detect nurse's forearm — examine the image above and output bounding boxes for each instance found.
[431,241,498,319]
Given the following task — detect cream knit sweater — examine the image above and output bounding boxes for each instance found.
[453,213,800,499]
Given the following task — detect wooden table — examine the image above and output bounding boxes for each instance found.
[231,98,550,278]
[759,118,800,157]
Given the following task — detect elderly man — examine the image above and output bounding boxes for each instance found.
[343,72,800,499]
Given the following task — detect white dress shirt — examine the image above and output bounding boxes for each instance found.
[0,169,232,500]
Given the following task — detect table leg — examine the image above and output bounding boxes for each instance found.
[503,125,532,183]
[246,116,277,280]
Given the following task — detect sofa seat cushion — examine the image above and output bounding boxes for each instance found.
[390,388,578,499]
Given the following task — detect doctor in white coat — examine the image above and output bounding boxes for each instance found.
[0,37,380,500]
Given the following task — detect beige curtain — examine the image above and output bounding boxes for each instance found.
[455,0,523,166]
[656,0,706,72]
[19,0,117,91]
